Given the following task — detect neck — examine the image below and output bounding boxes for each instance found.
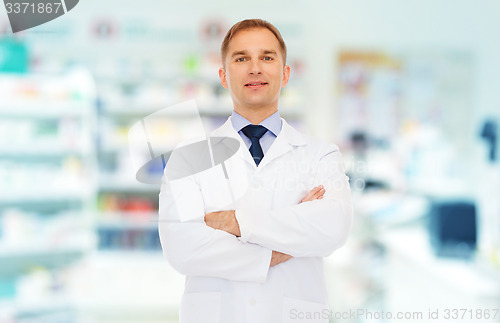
[234,106,278,125]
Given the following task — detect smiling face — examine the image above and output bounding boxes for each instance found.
[219,28,290,120]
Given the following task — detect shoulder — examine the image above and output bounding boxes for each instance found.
[302,134,340,159]
[282,120,340,156]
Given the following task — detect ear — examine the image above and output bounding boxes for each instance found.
[219,67,228,89]
[281,65,291,88]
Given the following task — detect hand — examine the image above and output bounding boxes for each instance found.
[300,185,325,203]
[270,250,293,267]
[204,210,241,237]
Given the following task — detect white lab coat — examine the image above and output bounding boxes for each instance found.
[158,117,353,323]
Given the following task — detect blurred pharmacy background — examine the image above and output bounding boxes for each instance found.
[1,1,500,322]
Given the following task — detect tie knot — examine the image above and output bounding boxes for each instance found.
[241,125,268,140]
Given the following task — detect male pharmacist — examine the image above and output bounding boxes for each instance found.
[158,19,353,323]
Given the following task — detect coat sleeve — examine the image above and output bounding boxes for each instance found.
[234,145,353,258]
[158,172,272,283]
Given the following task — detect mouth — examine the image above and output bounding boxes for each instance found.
[245,82,268,89]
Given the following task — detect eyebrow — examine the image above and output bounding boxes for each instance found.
[263,50,277,56]
[231,50,247,58]
[231,49,278,58]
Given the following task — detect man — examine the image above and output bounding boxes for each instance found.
[159,19,352,323]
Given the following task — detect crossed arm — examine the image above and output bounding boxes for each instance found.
[159,147,352,282]
[204,185,326,267]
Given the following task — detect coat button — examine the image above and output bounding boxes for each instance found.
[249,298,256,306]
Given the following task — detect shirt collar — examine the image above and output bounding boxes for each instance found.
[231,110,282,137]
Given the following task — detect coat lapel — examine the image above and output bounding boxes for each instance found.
[209,117,308,170]
[209,117,256,167]
[257,119,307,170]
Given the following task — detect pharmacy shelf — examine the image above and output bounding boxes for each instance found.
[97,222,158,230]
[0,246,88,277]
[0,70,98,323]
[98,182,160,193]
[0,147,90,156]
[98,173,161,192]
[0,191,93,204]
[104,105,232,117]
[0,102,89,118]
[0,297,74,320]
[97,213,158,228]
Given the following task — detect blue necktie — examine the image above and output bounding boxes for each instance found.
[241,125,268,166]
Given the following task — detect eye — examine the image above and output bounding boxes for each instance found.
[263,56,273,61]
[236,57,246,62]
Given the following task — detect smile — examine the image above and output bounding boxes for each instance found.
[245,82,268,88]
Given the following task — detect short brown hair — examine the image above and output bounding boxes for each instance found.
[220,19,287,66]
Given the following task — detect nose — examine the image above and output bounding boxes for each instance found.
[248,59,262,75]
